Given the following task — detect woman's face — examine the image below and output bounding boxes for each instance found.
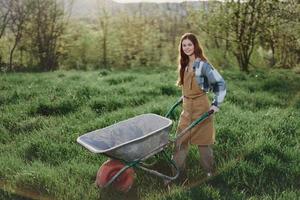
[182,39,195,56]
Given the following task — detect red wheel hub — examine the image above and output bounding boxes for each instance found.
[96,159,135,192]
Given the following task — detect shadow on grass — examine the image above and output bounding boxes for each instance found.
[29,99,78,116]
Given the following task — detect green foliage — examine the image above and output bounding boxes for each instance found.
[1,1,298,72]
[161,185,221,200]
[0,68,299,199]
[0,125,10,144]
[30,99,78,116]
[24,140,80,166]
[104,75,136,85]
[1,116,45,135]
[190,0,300,71]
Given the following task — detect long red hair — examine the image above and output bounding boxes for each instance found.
[177,33,207,86]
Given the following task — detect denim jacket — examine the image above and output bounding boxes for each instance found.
[192,58,226,107]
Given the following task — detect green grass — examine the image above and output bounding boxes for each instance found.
[0,67,299,200]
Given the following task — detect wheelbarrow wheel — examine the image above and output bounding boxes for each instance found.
[96,159,135,192]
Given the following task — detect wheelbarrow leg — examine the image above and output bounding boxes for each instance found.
[138,163,180,181]
[138,150,180,181]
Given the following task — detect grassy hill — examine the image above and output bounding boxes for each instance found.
[0,67,299,200]
[70,0,211,19]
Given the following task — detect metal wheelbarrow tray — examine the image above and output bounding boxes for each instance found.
[77,113,172,162]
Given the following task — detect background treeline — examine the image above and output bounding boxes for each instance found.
[0,0,299,72]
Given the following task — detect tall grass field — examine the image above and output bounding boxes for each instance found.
[0,67,299,200]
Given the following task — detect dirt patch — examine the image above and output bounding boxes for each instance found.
[0,180,53,200]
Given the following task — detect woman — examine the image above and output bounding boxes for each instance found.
[171,33,226,182]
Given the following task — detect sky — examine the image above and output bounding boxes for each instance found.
[114,0,201,3]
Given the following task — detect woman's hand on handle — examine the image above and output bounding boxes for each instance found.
[209,105,219,114]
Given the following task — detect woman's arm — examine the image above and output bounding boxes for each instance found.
[202,62,226,107]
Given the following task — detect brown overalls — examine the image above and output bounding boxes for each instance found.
[173,64,215,174]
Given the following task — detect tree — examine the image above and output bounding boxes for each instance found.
[27,0,72,71]
[227,0,265,72]
[258,0,300,68]
[0,0,12,66]
[198,0,299,71]
[97,0,110,69]
[8,0,30,70]
[0,0,12,39]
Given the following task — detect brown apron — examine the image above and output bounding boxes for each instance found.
[177,65,215,145]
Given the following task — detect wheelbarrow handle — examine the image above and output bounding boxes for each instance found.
[165,96,183,118]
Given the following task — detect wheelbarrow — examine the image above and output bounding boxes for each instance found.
[76,97,214,191]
